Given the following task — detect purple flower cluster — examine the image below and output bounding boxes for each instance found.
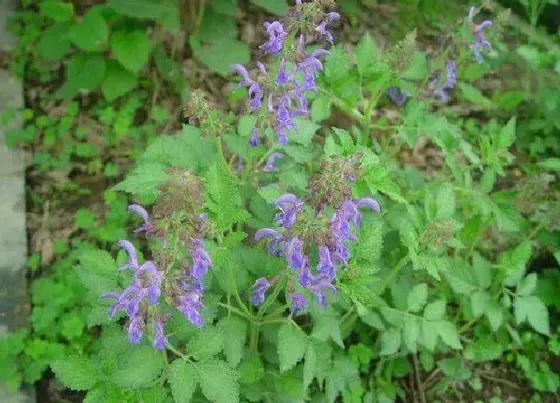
[102,206,212,349]
[233,1,340,146]
[468,6,493,63]
[433,60,457,102]
[101,239,166,349]
[253,193,380,310]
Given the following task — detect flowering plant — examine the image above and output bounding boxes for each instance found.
[44,1,560,402]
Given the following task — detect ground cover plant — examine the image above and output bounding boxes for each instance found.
[0,0,559,402]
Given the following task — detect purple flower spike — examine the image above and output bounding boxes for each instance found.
[386,87,410,106]
[298,265,313,288]
[260,21,287,55]
[276,58,289,85]
[307,274,336,308]
[249,127,260,147]
[317,246,335,280]
[129,204,154,236]
[262,152,285,172]
[290,293,307,314]
[468,6,493,63]
[177,291,205,328]
[274,194,303,229]
[190,239,212,280]
[153,317,167,350]
[251,278,271,306]
[255,228,282,241]
[118,240,140,271]
[232,64,263,110]
[285,237,306,270]
[128,315,144,344]
[356,198,381,213]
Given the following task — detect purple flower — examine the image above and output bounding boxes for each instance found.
[190,239,212,280]
[249,127,260,147]
[356,197,381,213]
[129,204,154,237]
[468,6,493,63]
[102,284,144,318]
[232,64,263,110]
[274,194,303,229]
[276,57,289,85]
[285,237,306,270]
[153,316,167,350]
[306,273,336,307]
[138,261,164,305]
[315,12,340,44]
[386,87,410,106]
[298,265,313,287]
[177,285,205,328]
[118,240,139,271]
[290,293,307,314]
[434,60,457,102]
[260,21,287,55]
[128,315,144,344]
[317,246,335,280]
[262,152,285,172]
[251,278,271,306]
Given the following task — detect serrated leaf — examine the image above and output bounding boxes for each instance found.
[69,8,108,51]
[101,61,138,101]
[470,290,491,317]
[464,339,502,363]
[218,317,247,367]
[197,359,240,403]
[496,117,516,151]
[188,326,224,361]
[436,185,455,219]
[57,54,106,98]
[517,273,537,296]
[111,30,152,73]
[423,299,446,321]
[403,317,419,352]
[458,82,494,109]
[514,296,549,335]
[421,320,438,351]
[537,158,560,171]
[191,38,250,76]
[379,327,401,355]
[365,165,405,203]
[355,32,377,76]
[114,163,169,202]
[485,300,503,331]
[303,343,317,390]
[168,360,198,403]
[107,0,179,31]
[51,356,100,391]
[278,323,307,372]
[434,320,462,349]
[113,346,165,388]
[407,284,428,313]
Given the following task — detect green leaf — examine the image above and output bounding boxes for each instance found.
[407,284,428,313]
[289,118,320,146]
[517,273,537,296]
[401,51,428,80]
[434,320,462,349]
[421,320,438,351]
[36,23,71,60]
[501,241,531,286]
[51,356,100,391]
[436,185,455,219]
[197,359,240,403]
[107,0,180,31]
[277,323,307,372]
[485,300,503,331]
[40,1,74,21]
[75,208,96,229]
[168,360,198,403]
[403,317,419,352]
[311,95,332,122]
[303,343,317,390]
[423,299,446,321]
[191,38,250,76]
[114,163,169,202]
[458,82,494,109]
[76,248,117,296]
[69,8,108,51]
[113,345,165,388]
[250,0,289,15]
[210,0,238,16]
[514,296,550,335]
[537,158,560,171]
[57,54,106,97]
[188,326,224,361]
[355,219,383,263]
[111,30,152,73]
[204,161,249,230]
[355,32,377,76]
[218,317,247,367]
[464,339,502,363]
[496,117,516,151]
[102,61,138,101]
[379,327,401,355]
[470,291,491,317]
[365,165,405,203]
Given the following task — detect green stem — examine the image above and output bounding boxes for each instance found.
[225,256,252,316]
[218,302,255,321]
[257,275,286,319]
[376,254,410,295]
[167,343,189,360]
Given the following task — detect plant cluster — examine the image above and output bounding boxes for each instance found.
[1,0,559,402]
